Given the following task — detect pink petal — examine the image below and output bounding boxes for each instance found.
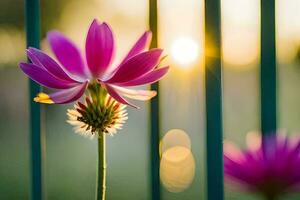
[48,31,88,79]
[115,66,169,86]
[105,84,138,108]
[120,31,152,65]
[111,85,157,101]
[38,82,88,104]
[107,48,163,83]
[85,19,115,78]
[20,63,78,89]
[27,48,78,83]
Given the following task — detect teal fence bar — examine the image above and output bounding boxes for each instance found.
[25,0,43,199]
[260,0,277,136]
[204,0,224,199]
[149,0,160,199]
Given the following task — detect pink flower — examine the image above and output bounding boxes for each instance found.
[19,19,169,108]
[224,132,300,200]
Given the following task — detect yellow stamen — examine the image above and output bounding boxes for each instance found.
[34,93,54,104]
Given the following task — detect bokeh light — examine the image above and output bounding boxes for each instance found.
[171,37,199,66]
[160,129,195,193]
[222,0,259,69]
[246,131,261,152]
[160,146,195,193]
[0,28,25,65]
[160,128,191,155]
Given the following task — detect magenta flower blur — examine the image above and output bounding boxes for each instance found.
[19,19,169,108]
[224,133,300,200]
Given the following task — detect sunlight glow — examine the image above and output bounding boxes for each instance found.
[222,0,259,68]
[160,129,195,193]
[160,146,195,193]
[0,28,24,65]
[171,37,199,66]
[160,129,191,155]
[246,131,261,152]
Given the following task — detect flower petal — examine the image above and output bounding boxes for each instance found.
[27,47,78,82]
[48,31,87,79]
[105,84,138,108]
[20,63,78,89]
[111,85,157,101]
[85,20,115,78]
[115,66,169,86]
[120,31,152,64]
[107,48,163,83]
[34,82,88,104]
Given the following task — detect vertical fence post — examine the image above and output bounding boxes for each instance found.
[261,0,277,136]
[204,0,224,199]
[149,0,160,199]
[25,0,43,199]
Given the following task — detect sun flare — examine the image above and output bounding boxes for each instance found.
[171,37,199,67]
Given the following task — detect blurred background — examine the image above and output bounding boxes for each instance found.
[1,0,300,199]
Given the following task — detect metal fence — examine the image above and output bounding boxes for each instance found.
[25,0,276,199]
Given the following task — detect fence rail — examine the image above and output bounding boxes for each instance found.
[25,0,43,200]
[149,0,161,199]
[25,0,277,199]
[204,0,224,199]
[261,0,277,136]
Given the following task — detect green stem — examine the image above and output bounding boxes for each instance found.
[97,132,106,200]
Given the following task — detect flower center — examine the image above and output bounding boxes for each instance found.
[76,97,118,134]
[76,82,124,134]
[67,81,127,137]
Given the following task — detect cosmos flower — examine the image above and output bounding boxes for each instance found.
[224,132,300,200]
[19,19,169,108]
[67,94,128,138]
